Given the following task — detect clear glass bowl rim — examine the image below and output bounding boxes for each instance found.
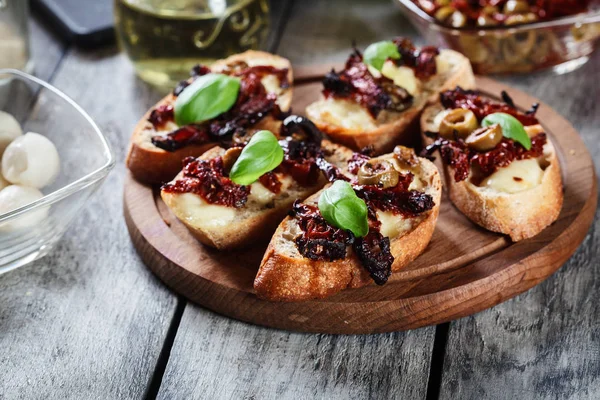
[0,69,116,223]
[395,0,600,33]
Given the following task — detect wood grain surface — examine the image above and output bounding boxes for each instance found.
[125,74,596,334]
[0,20,178,400]
[158,305,435,399]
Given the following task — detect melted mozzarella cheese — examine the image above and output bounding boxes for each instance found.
[432,109,451,131]
[524,124,544,138]
[481,159,543,194]
[309,99,376,130]
[248,181,275,205]
[168,193,236,228]
[435,55,451,75]
[381,62,420,96]
[261,75,282,95]
[377,210,412,239]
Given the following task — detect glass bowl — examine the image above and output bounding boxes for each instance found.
[395,0,600,74]
[0,70,115,274]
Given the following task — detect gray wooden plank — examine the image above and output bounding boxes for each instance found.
[440,51,600,400]
[157,1,436,399]
[158,305,435,400]
[0,34,179,399]
[29,16,67,81]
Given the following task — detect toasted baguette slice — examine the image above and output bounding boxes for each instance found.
[305,49,474,154]
[421,103,563,241]
[127,51,293,185]
[254,150,442,301]
[161,140,354,250]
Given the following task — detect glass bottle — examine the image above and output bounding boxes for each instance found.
[0,0,33,72]
[114,0,271,89]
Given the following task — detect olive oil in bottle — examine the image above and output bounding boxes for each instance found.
[114,0,270,89]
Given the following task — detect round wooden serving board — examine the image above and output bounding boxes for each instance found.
[124,73,597,334]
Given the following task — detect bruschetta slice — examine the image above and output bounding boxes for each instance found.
[305,38,474,154]
[160,116,354,250]
[254,145,442,301]
[127,50,293,184]
[421,87,563,241]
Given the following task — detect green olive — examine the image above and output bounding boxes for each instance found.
[439,109,478,139]
[393,145,419,168]
[477,14,499,27]
[450,11,467,28]
[505,13,538,26]
[222,147,242,173]
[437,0,451,6]
[465,124,502,151]
[503,0,530,15]
[529,33,551,64]
[482,5,499,15]
[434,6,456,23]
[357,160,400,188]
[509,31,537,55]
[458,35,490,63]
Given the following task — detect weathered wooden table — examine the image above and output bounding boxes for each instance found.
[1,1,598,399]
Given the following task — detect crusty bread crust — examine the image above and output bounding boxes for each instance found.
[161,140,356,250]
[254,156,442,301]
[421,103,564,241]
[126,51,293,185]
[305,49,475,155]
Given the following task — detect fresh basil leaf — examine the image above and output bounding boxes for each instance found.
[229,130,284,186]
[363,40,401,71]
[318,180,369,238]
[482,112,531,150]
[174,73,240,126]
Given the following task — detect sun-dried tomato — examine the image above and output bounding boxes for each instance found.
[393,38,439,79]
[162,157,249,208]
[291,202,354,261]
[353,231,393,285]
[440,87,540,126]
[323,50,413,118]
[278,139,323,186]
[471,134,547,177]
[151,125,211,152]
[347,152,371,175]
[258,171,282,194]
[148,104,174,128]
[355,174,435,218]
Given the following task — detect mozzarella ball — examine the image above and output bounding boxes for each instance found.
[0,185,48,231]
[0,174,8,191]
[2,132,60,188]
[0,110,23,156]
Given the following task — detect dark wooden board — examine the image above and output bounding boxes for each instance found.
[124,74,597,334]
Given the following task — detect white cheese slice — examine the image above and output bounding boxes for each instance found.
[377,210,412,239]
[481,159,543,194]
[248,181,276,206]
[169,193,236,228]
[432,109,451,131]
[261,75,282,96]
[309,98,376,130]
[435,55,451,75]
[380,62,420,96]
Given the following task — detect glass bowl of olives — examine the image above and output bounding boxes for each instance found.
[396,0,600,74]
